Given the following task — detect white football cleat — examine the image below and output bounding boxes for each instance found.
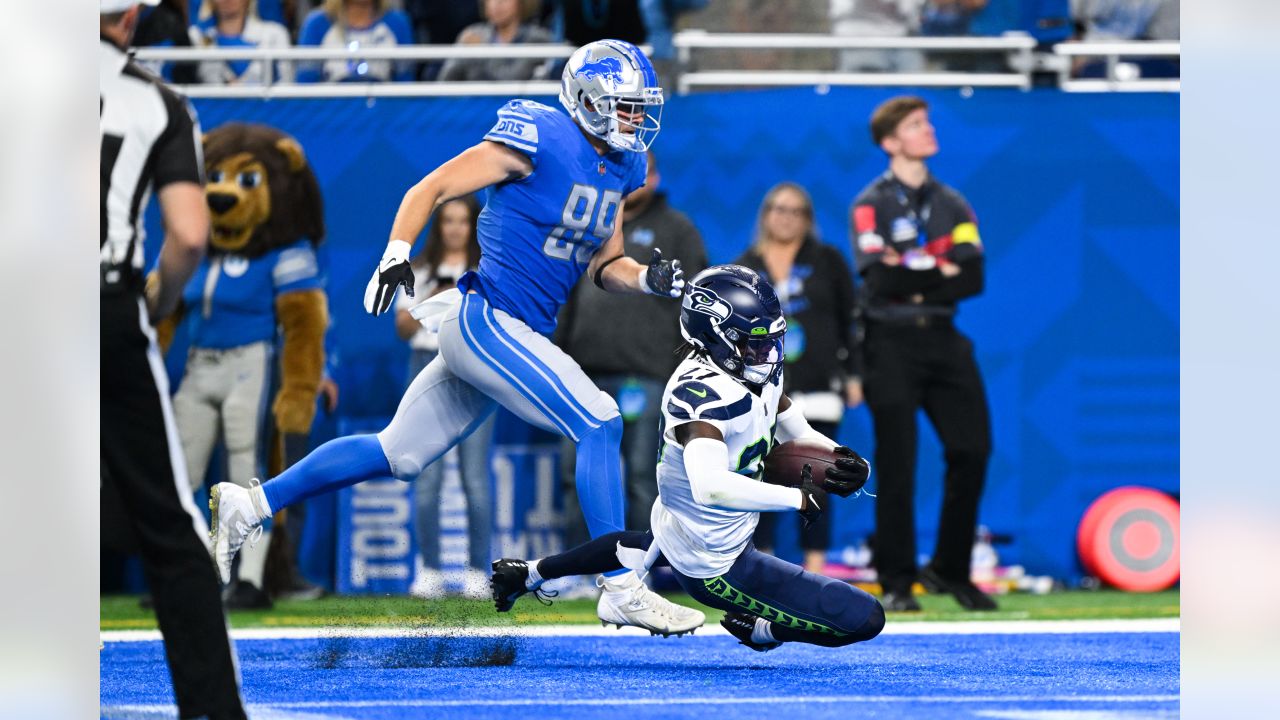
[596,571,705,637]
[408,568,446,600]
[208,481,268,584]
[461,567,492,600]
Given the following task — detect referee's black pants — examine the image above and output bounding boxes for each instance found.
[102,292,246,720]
[862,320,992,593]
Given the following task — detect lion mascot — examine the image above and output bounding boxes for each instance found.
[157,123,328,609]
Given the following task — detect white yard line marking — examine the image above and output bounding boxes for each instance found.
[103,695,1180,712]
[100,617,1179,643]
[972,707,1172,712]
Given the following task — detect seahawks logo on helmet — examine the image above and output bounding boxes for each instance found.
[684,287,732,324]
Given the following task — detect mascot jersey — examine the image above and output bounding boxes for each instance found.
[459,100,647,335]
[651,355,785,579]
[182,240,323,349]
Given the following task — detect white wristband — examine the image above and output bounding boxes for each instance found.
[383,239,412,265]
[637,266,651,294]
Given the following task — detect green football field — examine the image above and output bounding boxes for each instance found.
[100,589,1179,630]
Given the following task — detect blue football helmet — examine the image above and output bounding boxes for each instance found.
[679,265,787,387]
[559,39,664,153]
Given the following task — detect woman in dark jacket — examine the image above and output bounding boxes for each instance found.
[735,181,862,574]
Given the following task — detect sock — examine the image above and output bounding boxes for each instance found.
[237,529,270,588]
[600,570,639,592]
[573,417,626,538]
[250,485,272,522]
[751,618,776,645]
[262,434,391,511]
[537,531,644,580]
[526,560,545,589]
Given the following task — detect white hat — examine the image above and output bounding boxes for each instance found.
[101,0,160,13]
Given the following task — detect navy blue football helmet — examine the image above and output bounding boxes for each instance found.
[679,265,787,386]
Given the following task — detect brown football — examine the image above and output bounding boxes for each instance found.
[762,440,840,487]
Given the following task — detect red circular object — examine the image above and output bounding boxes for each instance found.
[1121,521,1162,560]
[1077,487,1179,592]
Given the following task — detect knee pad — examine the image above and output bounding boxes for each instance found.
[373,432,421,481]
[857,601,886,642]
[819,581,884,641]
[597,390,620,418]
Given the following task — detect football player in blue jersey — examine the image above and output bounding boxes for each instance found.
[490,266,885,650]
[207,39,705,635]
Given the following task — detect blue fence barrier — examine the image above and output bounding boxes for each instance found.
[149,87,1177,584]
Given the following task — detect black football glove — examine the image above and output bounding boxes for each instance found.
[642,248,685,298]
[820,446,871,498]
[797,464,828,529]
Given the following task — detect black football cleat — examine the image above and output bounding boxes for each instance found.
[223,580,273,610]
[920,566,998,611]
[720,612,782,652]
[490,559,557,612]
[881,590,921,613]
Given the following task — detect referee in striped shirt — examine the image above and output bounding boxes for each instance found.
[100,2,246,717]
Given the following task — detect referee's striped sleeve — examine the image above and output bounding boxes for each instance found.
[152,92,204,188]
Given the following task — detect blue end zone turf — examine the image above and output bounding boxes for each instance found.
[101,632,1179,719]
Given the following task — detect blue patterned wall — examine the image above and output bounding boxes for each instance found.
[159,87,1177,583]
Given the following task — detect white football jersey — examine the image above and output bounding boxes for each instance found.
[651,354,784,578]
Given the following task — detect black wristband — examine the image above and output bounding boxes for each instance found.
[592,254,627,290]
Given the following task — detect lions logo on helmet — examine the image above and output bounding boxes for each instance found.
[575,50,626,86]
[559,40,664,153]
[680,265,787,387]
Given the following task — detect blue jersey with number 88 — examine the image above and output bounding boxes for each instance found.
[459,99,647,334]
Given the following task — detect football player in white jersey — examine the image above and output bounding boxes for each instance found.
[492,266,885,649]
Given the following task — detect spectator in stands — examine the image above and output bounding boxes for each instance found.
[638,0,709,64]
[438,0,556,82]
[403,0,483,79]
[190,0,295,84]
[556,150,708,555]
[393,197,494,600]
[190,0,288,27]
[829,0,925,73]
[970,0,1071,46]
[134,0,199,84]
[1073,0,1177,41]
[918,1,1006,72]
[919,0,985,37]
[550,0,647,48]
[734,182,860,575]
[1071,0,1178,78]
[939,0,1070,79]
[296,0,416,82]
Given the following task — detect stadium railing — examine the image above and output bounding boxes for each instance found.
[672,30,1038,92]
[131,43,573,98]
[1052,41,1181,92]
[131,34,1179,99]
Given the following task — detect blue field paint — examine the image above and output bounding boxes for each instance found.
[101,633,1179,719]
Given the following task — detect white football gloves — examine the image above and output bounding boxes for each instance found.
[363,239,414,316]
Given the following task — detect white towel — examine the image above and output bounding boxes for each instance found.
[407,288,463,334]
